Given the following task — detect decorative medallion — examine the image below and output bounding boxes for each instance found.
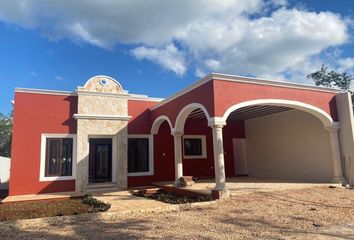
[99,78,109,86]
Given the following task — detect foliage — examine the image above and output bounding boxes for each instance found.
[307,65,353,91]
[82,194,111,212]
[133,191,213,204]
[0,111,13,157]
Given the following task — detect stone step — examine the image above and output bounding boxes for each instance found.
[87,183,119,192]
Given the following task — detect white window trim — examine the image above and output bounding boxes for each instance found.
[127,134,154,176]
[183,135,207,159]
[40,133,77,182]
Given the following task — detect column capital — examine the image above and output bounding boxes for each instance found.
[208,117,226,128]
[325,122,341,133]
[171,129,184,137]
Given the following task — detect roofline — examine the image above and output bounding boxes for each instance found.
[14,88,163,102]
[150,73,343,111]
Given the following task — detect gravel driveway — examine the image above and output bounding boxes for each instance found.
[1,186,354,239]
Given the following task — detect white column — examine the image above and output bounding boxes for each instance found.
[210,124,228,192]
[326,124,343,183]
[172,130,183,186]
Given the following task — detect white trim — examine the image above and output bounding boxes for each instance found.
[39,134,77,182]
[174,103,211,132]
[128,94,164,102]
[222,99,334,127]
[76,90,129,98]
[15,88,75,96]
[150,73,342,111]
[127,134,154,177]
[73,114,131,121]
[151,115,173,134]
[183,135,207,159]
[78,75,126,92]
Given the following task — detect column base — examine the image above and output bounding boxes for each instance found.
[331,177,343,184]
[211,189,230,200]
[174,178,184,187]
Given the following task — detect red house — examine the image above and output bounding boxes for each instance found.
[8,73,354,197]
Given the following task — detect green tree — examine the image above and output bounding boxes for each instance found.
[0,111,13,157]
[307,65,353,91]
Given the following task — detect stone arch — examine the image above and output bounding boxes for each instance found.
[151,115,173,134]
[222,99,335,128]
[174,103,211,132]
[79,75,125,93]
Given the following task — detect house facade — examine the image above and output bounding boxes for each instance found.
[9,73,354,197]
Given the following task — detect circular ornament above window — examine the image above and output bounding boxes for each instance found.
[100,78,109,86]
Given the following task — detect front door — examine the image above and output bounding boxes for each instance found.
[89,138,112,183]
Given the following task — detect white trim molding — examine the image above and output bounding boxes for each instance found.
[151,115,173,134]
[127,134,154,177]
[73,114,131,121]
[174,103,211,132]
[15,88,75,96]
[39,133,77,182]
[76,90,129,98]
[183,135,207,159]
[222,99,334,128]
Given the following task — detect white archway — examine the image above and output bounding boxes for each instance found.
[221,99,335,128]
[151,115,173,134]
[174,103,212,132]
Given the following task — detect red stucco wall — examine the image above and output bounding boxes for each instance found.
[213,80,338,120]
[9,92,77,196]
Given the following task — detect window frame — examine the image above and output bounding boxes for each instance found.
[127,134,154,177]
[40,134,77,182]
[183,135,207,159]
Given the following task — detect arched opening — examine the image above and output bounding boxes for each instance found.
[150,116,175,183]
[174,103,214,179]
[222,99,336,182]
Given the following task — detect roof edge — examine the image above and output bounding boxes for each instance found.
[150,73,343,111]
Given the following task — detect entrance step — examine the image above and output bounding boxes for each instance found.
[87,183,119,192]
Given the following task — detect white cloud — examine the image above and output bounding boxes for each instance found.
[30,71,37,77]
[0,0,351,80]
[131,44,186,76]
[55,76,64,80]
[338,57,354,73]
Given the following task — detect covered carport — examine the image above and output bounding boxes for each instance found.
[150,73,352,197]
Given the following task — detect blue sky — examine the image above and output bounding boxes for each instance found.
[0,0,354,115]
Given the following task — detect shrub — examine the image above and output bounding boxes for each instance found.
[81,194,111,212]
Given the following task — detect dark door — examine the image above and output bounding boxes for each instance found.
[89,138,112,183]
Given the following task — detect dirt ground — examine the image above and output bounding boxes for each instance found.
[1,186,354,239]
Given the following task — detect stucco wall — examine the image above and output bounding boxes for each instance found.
[245,109,333,182]
[0,157,10,190]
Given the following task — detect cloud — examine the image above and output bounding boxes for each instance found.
[0,0,351,80]
[131,44,186,76]
[55,75,64,80]
[30,71,37,77]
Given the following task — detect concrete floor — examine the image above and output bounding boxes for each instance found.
[159,177,338,197]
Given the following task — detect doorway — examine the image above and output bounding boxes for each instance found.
[89,138,112,183]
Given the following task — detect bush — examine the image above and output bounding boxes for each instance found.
[81,194,111,212]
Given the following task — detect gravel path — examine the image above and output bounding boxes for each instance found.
[1,186,354,239]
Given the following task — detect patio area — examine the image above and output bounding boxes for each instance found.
[153,177,340,197]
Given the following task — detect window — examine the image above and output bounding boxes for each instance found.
[40,134,76,181]
[183,135,207,159]
[45,138,73,177]
[128,135,153,176]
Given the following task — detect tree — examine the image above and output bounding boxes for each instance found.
[0,111,13,157]
[307,65,353,91]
